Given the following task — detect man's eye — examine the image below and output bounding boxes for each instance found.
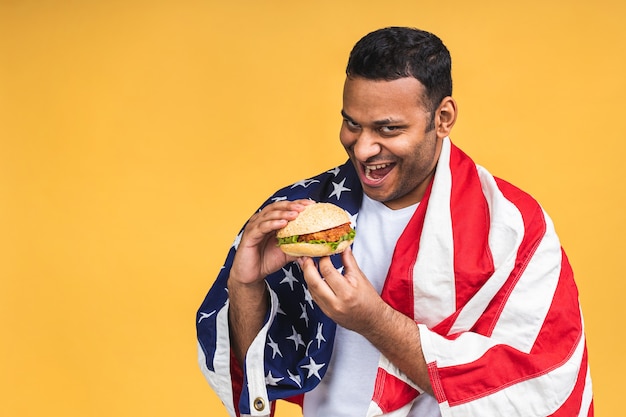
[380,126,400,134]
[344,119,360,129]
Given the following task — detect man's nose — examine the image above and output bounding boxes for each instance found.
[352,130,381,161]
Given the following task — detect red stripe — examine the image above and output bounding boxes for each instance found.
[284,394,304,408]
[230,349,244,416]
[380,180,433,317]
[431,143,496,337]
[371,368,420,414]
[428,361,447,404]
[449,144,494,311]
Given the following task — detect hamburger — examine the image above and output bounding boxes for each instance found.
[276,202,356,257]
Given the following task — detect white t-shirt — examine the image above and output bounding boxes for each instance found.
[303,195,440,417]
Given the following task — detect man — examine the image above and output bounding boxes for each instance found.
[197,27,593,417]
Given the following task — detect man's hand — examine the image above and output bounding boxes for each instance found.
[228,199,313,364]
[297,246,385,333]
[298,246,434,395]
[230,199,314,286]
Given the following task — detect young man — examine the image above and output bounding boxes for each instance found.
[197,27,593,417]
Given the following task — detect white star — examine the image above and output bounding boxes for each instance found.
[271,196,288,202]
[287,369,302,388]
[327,167,341,176]
[280,266,298,291]
[301,357,325,381]
[286,326,305,350]
[267,335,283,359]
[315,322,326,349]
[302,285,314,309]
[197,310,216,323]
[232,231,243,250]
[329,178,351,200]
[349,212,358,227]
[265,370,284,386]
[299,303,309,327]
[291,179,320,189]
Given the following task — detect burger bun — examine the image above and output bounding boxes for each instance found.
[279,239,352,257]
[277,202,354,257]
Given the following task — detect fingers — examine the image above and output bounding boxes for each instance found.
[300,254,360,329]
[338,246,362,284]
[316,256,345,286]
[301,255,351,298]
[243,199,312,243]
[256,199,313,227]
[298,257,337,299]
[299,247,358,289]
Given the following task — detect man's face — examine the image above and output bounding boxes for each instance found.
[340,76,443,209]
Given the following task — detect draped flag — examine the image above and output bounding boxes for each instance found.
[197,137,593,417]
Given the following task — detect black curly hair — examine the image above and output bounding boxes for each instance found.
[346,27,453,116]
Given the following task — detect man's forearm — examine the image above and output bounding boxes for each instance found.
[227,277,269,365]
[361,302,433,395]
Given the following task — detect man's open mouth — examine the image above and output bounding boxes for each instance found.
[364,163,395,181]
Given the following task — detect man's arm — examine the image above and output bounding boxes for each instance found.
[228,279,269,365]
[358,297,432,395]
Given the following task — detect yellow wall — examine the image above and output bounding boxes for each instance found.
[1,1,623,416]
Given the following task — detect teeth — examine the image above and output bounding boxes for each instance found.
[364,163,391,179]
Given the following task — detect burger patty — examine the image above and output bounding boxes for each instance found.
[297,223,353,243]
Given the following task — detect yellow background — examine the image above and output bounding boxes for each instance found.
[1,1,623,416]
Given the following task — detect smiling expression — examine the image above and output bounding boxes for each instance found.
[340,76,450,210]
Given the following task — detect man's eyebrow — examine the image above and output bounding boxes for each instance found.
[372,118,400,126]
[341,110,402,126]
[340,110,356,123]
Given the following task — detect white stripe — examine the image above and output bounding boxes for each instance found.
[577,364,593,417]
[366,403,384,417]
[413,137,456,326]
[438,401,452,417]
[491,209,561,352]
[198,302,236,417]
[244,285,280,416]
[419,323,502,367]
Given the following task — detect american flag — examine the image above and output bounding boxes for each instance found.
[197,138,593,417]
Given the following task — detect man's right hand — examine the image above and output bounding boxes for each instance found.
[229,199,314,286]
[227,199,313,364]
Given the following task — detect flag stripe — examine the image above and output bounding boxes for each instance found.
[448,145,494,311]
[372,369,420,414]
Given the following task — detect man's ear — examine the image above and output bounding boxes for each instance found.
[435,97,457,138]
